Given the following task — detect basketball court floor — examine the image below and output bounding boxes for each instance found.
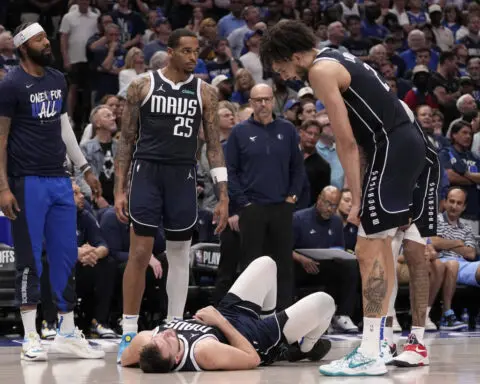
[1,331,480,384]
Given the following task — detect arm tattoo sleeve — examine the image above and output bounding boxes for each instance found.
[201,82,228,201]
[114,77,148,195]
[0,117,11,192]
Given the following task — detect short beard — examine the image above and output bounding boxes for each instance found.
[26,45,54,67]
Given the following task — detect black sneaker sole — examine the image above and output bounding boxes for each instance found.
[287,339,332,362]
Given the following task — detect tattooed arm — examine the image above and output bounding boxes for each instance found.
[0,117,19,220]
[201,81,229,234]
[113,76,149,223]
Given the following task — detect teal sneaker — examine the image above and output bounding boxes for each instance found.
[117,333,136,364]
[319,347,387,376]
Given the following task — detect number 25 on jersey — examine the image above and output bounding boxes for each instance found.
[174,116,193,138]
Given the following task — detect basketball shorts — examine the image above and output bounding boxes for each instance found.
[218,293,288,366]
[128,159,198,237]
[360,124,427,236]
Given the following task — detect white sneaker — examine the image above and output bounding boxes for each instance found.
[392,333,429,367]
[21,332,48,361]
[332,316,359,333]
[425,316,438,331]
[380,339,397,365]
[392,315,402,333]
[41,321,57,340]
[49,328,105,359]
[90,322,118,339]
[319,347,387,376]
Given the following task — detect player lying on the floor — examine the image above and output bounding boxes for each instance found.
[120,256,335,372]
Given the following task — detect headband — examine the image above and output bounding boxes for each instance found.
[13,23,45,48]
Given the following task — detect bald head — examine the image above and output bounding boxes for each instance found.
[320,186,341,200]
[250,83,273,99]
[408,29,426,51]
[317,185,341,219]
[328,21,345,42]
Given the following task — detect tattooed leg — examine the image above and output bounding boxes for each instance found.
[403,240,428,327]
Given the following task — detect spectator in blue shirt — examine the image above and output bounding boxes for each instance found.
[143,17,171,64]
[400,29,439,71]
[406,0,429,28]
[438,121,480,233]
[226,83,305,310]
[293,186,359,333]
[361,3,389,41]
[217,0,246,38]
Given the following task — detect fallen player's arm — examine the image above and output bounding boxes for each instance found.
[120,331,151,367]
[309,61,362,209]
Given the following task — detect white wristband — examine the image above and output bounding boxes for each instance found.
[210,167,228,184]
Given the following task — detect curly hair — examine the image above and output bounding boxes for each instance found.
[260,20,317,68]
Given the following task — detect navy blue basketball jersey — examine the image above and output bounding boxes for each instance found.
[0,66,68,177]
[157,318,226,372]
[313,48,414,157]
[134,70,203,166]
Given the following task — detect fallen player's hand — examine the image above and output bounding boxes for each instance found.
[194,306,225,327]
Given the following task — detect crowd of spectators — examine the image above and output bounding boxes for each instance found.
[1,0,480,338]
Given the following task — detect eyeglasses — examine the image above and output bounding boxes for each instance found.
[250,97,274,104]
[320,197,338,210]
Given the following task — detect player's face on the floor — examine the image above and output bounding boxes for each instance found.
[171,37,199,74]
[24,31,53,67]
[152,328,181,363]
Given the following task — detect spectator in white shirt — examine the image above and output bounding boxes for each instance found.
[118,47,147,95]
[228,6,261,58]
[390,0,411,31]
[143,9,159,45]
[239,29,265,85]
[340,0,360,20]
[59,0,99,119]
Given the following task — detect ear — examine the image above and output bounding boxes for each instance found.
[291,52,302,65]
[167,47,174,56]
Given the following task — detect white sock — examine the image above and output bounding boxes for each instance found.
[359,317,382,358]
[411,326,425,345]
[58,312,75,335]
[383,316,394,346]
[166,239,191,319]
[21,309,37,336]
[122,314,139,335]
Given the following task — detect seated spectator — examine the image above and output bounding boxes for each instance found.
[282,99,300,124]
[149,51,169,71]
[429,5,453,53]
[406,0,429,29]
[0,31,19,72]
[318,21,348,53]
[432,109,444,136]
[81,105,118,207]
[296,100,316,127]
[439,121,480,233]
[81,94,119,145]
[343,15,372,60]
[380,61,411,99]
[447,94,478,137]
[119,47,146,95]
[361,2,389,42]
[431,187,478,330]
[368,44,388,70]
[100,207,168,320]
[316,114,344,190]
[212,74,234,101]
[292,186,359,333]
[198,18,218,61]
[237,105,254,122]
[142,9,160,45]
[442,4,462,39]
[240,29,265,85]
[206,39,240,81]
[91,23,126,103]
[299,120,331,207]
[404,65,432,112]
[272,73,298,116]
[186,7,205,35]
[228,6,261,58]
[297,86,316,103]
[416,104,449,151]
[403,47,431,80]
[401,29,439,71]
[457,15,480,59]
[340,0,360,20]
[143,17,171,64]
[72,181,116,338]
[336,188,357,253]
[384,33,407,78]
[231,69,255,105]
[395,239,446,331]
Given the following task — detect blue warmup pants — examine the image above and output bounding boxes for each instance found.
[10,176,77,312]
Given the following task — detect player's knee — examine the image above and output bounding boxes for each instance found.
[129,244,153,267]
[312,292,335,318]
[253,256,277,276]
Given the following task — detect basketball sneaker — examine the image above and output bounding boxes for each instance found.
[439,310,468,331]
[41,320,57,340]
[331,316,359,334]
[380,339,397,365]
[90,321,117,339]
[392,333,429,367]
[49,327,105,359]
[117,332,136,364]
[21,332,48,361]
[319,347,387,376]
[286,338,332,362]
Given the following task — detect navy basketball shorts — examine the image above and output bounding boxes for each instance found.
[359,125,426,236]
[9,176,77,312]
[218,293,288,366]
[128,159,198,237]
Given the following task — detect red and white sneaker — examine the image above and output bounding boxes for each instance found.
[392,334,429,367]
